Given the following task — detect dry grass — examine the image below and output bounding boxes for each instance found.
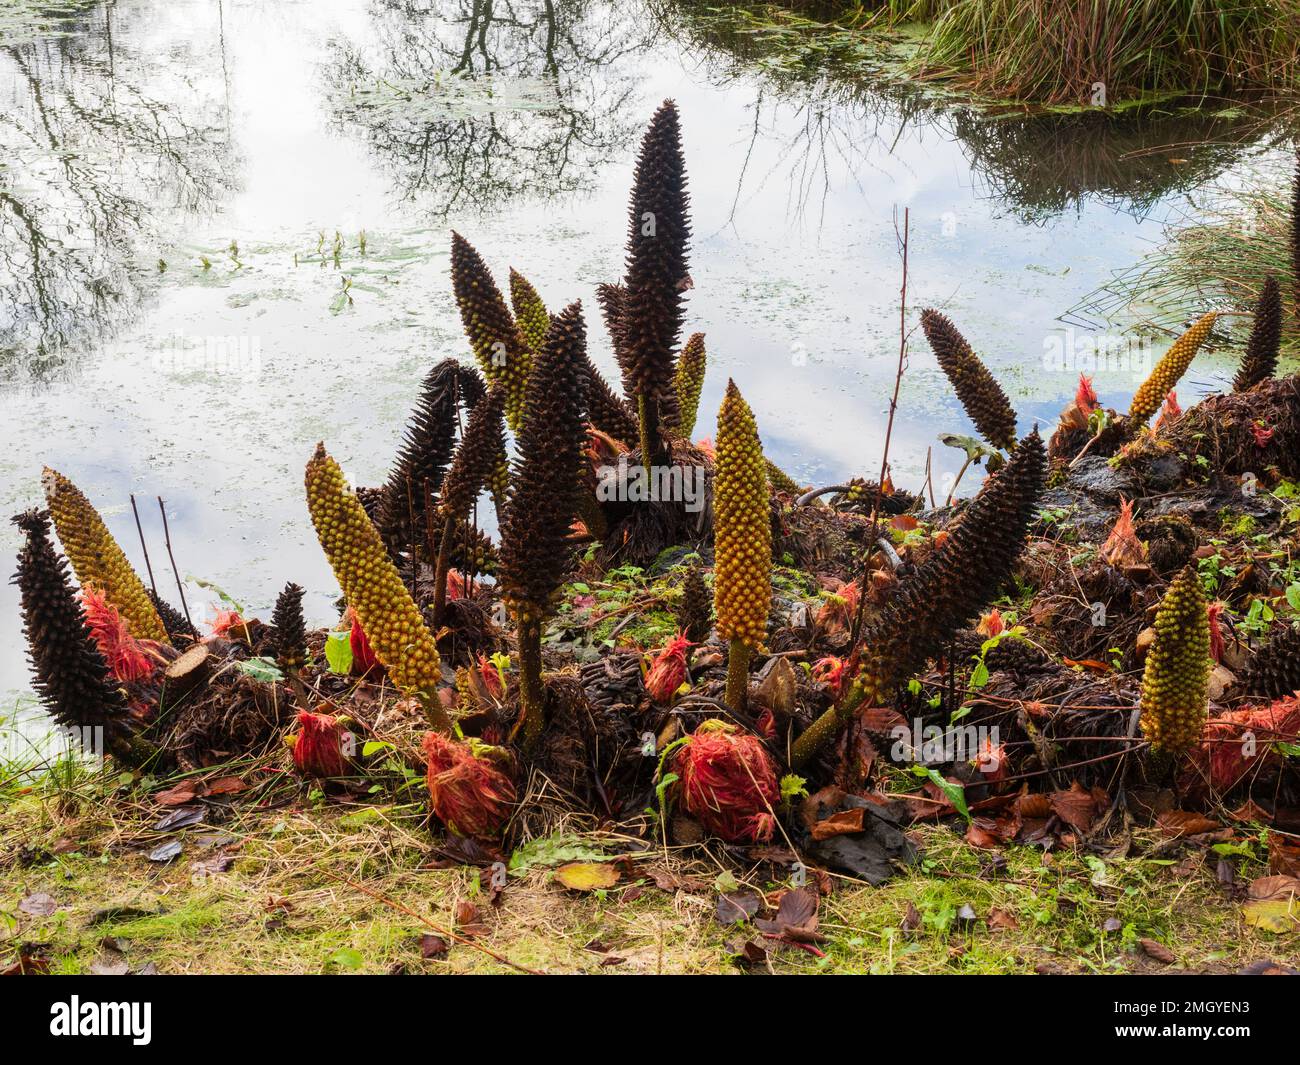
[1,761,1291,974]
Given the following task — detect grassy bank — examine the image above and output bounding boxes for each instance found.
[0,759,1287,974]
[660,0,1300,105]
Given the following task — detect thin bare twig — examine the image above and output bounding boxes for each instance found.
[156,496,193,629]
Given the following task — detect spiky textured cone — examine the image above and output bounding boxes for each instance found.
[713,380,771,651]
[582,354,639,445]
[920,310,1018,452]
[1129,313,1217,424]
[508,269,550,355]
[765,458,802,495]
[1234,276,1282,392]
[621,101,690,447]
[1139,567,1211,753]
[440,386,507,524]
[1242,624,1300,700]
[498,303,590,620]
[41,468,168,645]
[794,430,1047,765]
[305,444,447,723]
[271,582,307,675]
[676,565,711,643]
[11,509,134,753]
[149,590,197,641]
[672,332,706,437]
[450,233,531,430]
[376,358,461,556]
[596,281,634,401]
[860,429,1046,700]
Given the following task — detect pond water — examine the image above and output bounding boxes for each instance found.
[0,0,1294,708]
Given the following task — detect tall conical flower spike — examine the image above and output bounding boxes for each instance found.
[582,354,639,445]
[1291,152,1300,321]
[1128,313,1217,425]
[920,310,1017,452]
[596,281,635,402]
[508,268,550,356]
[450,233,531,430]
[376,358,461,559]
[793,429,1047,766]
[713,379,771,710]
[1139,566,1211,754]
[622,101,690,459]
[305,444,449,730]
[433,385,507,622]
[41,468,169,645]
[1234,276,1281,392]
[11,509,153,766]
[672,332,707,438]
[498,302,590,749]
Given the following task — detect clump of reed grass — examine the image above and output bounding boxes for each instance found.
[917,0,1300,105]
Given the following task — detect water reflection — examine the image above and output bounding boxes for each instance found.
[324,0,654,215]
[656,0,1297,224]
[0,0,232,370]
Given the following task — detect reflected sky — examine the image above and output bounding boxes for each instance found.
[0,0,1293,699]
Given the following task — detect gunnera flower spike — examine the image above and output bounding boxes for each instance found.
[920,309,1018,452]
[498,302,590,750]
[713,379,771,711]
[1139,566,1211,754]
[42,467,169,645]
[451,232,532,431]
[305,443,450,731]
[1128,313,1217,426]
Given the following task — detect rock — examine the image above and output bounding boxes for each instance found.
[1066,456,1140,505]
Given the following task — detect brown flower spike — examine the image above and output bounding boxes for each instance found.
[621,101,690,458]
[793,429,1047,766]
[1233,277,1281,393]
[451,232,532,430]
[11,509,154,766]
[498,302,590,748]
[920,309,1018,452]
[713,379,771,709]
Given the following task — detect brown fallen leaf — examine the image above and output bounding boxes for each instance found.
[1138,938,1176,964]
[987,908,1019,931]
[18,893,57,917]
[419,934,448,959]
[901,901,921,932]
[755,887,822,943]
[810,807,865,841]
[1156,810,1221,838]
[1049,782,1101,832]
[716,892,761,925]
